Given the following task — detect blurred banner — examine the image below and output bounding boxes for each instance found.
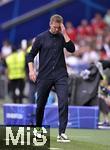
[3,104,99,129]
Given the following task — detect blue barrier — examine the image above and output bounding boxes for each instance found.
[3,104,99,129]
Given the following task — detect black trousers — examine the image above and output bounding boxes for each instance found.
[36,77,68,135]
[9,79,25,103]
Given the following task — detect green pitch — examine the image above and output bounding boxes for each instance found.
[50,128,110,150]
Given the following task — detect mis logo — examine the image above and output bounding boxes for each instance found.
[0,126,50,150]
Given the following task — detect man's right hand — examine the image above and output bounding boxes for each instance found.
[28,62,37,82]
[29,69,37,82]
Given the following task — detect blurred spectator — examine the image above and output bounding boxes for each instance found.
[65,21,77,41]
[0,53,5,75]
[77,19,94,38]
[98,60,110,126]
[104,9,110,26]
[81,43,99,64]
[65,48,82,75]
[98,77,110,126]
[1,40,12,59]
[91,13,107,35]
[21,39,27,51]
[96,33,110,61]
[3,47,26,103]
[103,33,110,59]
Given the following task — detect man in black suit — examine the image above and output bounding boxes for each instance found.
[27,14,75,142]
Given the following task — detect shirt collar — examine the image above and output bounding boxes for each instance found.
[48,30,59,37]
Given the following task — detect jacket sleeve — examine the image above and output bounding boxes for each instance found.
[63,37,75,53]
[27,36,41,63]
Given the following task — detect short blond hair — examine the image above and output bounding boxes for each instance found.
[50,14,63,23]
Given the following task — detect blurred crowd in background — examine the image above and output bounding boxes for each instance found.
[0,10,110,125]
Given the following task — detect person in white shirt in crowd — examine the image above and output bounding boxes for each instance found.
[104,9,110,26]
[81,43,99,64]
[1,40,12,59]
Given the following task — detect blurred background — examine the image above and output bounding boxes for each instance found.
[0,0,110,129]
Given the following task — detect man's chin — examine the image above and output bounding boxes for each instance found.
[53,31,59,34]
